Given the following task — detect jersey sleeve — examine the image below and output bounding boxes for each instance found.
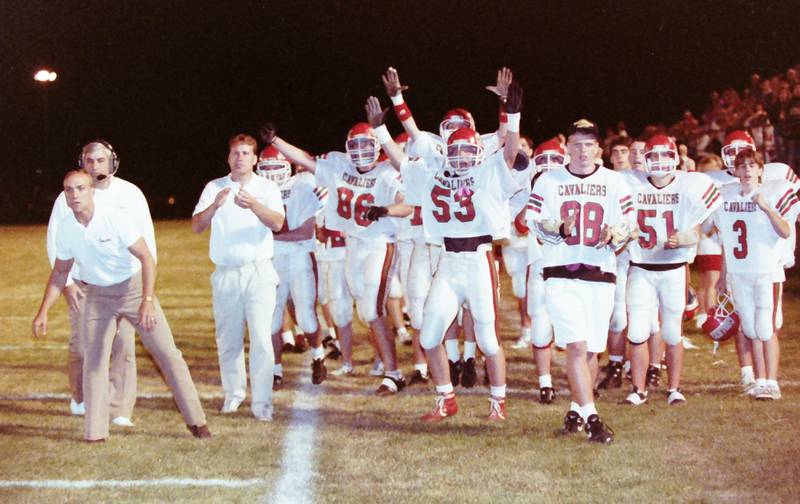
[773,183,800,221]
[400,156,433,206]
[486,150,521,201]
[526,174,563,244]
[684,173,722,228]
[405,132,444,165]
[315,152,348,189]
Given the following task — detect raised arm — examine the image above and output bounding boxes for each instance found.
[502,81,523,168]
[382,67,422,141]
[486,67,513,143]
[259,123,318,173]
[366,96,405,171]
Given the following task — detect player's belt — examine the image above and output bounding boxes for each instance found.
[629,261,686,272]
[543,264,616,284]
[443,235,492,253]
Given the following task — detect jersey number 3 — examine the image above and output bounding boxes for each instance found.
[732,219,748,258]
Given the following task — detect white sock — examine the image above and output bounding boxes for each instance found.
[397,326,409,338]
[580,403,598,421]
[327,327,337,340]
[436,383,454,395]
[570,401,580,413]
[386,369,402,380]
[414,363,428,376]
[445,340,461,362]
[539,374,552,389]
[741,366,755,383]
[274,364,283,377]
[609,354,624,363]
[281,331,294,345]
[520,326,531,341]
[294,325,303,336]
[463,341,477,360]
[490,385,506,399]
[311,346,324,360]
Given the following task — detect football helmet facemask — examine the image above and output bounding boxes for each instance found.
[721,130,756,170]
[644,134,679,174]
[256,146,292,186]
[701,291,741,342]
[446,127,483,175]
[345,122,381,168]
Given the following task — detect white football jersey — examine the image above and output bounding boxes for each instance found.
[627,170,721,264]
[763,162,800,267]
[526,165,635,275]
[274,172,327,254]
[401,151,520,241]
[713,180,800,275]
[315,152,402,241]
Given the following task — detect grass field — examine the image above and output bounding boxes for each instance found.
[2,221,799,503]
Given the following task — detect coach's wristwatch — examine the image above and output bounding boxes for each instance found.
[144,295,154,302]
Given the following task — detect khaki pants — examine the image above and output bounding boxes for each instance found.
[68,282,137,419]
[82,274,206,440]
[211,259,277,419]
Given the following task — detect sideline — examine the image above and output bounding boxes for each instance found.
[0,478,263,489]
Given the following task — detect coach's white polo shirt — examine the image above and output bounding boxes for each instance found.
[56,202,143,287]
[47,177,157,284]
[193,174,284,267]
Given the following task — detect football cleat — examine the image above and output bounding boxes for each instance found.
[311,358,327,385]
[272,375,283,391]
[421,393,458,422]
[488,397,507,421]
[539,387,555,404]
[325,346,342,360]
[667,389,686,405]
[331,364,354,377]
[376,375,406,396]
[585,414,614,444]
[597,361,623,389]
[646,365,661,388]
[397,329,412,346]
[560,411,584,435]
[449,359,463,387]
[220,397,243,414]
[187,424,212,439]
[369,359,385,377]
[293,335,307,354]
[624,387,648,405]
[408,369,429,386]
[461,358,477,388]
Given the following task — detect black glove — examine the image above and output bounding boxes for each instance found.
[504,81,523,114]
[258,123,277,146]
[365,205,389,221]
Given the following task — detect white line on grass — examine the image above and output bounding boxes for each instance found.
[0,392,224,401]
[0,344,67,351]
[266,376,320,504]
[0,478,263,489]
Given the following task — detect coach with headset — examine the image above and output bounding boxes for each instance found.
[45,140,155,426]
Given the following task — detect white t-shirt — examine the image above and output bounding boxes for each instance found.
[626,170,721,264]
[47,177,156,284]
[401,151,520,241]
[193,173,284,267]
[274,172,326,254]
[315,152,402,242]
[56,202,144,286]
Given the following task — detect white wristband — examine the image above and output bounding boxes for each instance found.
[390,93,404,106]
[374,124,391,145]
[506,113,521,133]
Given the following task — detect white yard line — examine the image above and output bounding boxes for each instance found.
[0,478,263,489]
[266,378,320,504]
[0,344,67,351]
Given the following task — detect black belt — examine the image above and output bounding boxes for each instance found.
[630,261,686,272]
[443,235,492,253]
[543,264,616,284]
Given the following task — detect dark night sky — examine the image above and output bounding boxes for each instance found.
[1,0,798,222]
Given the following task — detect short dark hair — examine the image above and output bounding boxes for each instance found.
[733,149,763,169]
[567,119,600,141]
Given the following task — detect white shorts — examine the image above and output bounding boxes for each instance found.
[544,278,614,354]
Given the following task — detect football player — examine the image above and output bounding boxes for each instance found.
[369,81,525,421]
[257,147,328,387]
[711,149,797,400]
[527,119,634,443]
[623,135,721,405]
[260,118,411,396]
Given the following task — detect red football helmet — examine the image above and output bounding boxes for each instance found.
[257,146,291,186]
[721,130,756,169]
[701,292,741,342]
[446,127,483,175]
[644,134,679,174]
[439,108,475,143]
[533,138,567,171]
[345,122,380,168]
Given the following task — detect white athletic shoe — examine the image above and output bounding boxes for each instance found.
[332,364,354,376]
[511,336,530,349]
[766,383,782,400]
[624,388,648,405]
[667,390,686,405]
[693,313,708,330]
[742,378,758,396]
[682,337,699,350]
[397,329,412,346]
[69,399,85,416]
[220,397,243,414]
[369,360,385,377]
[112,416,134,427]
[755,383,781,401]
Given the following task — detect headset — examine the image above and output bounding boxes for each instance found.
[78,139,120,176]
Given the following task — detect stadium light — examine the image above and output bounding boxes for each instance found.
[34,69,58,82]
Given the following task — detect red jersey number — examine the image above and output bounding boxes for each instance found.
[560,201,605,246]
[430,186,476,223]
[336,187,374,227]
[636,209,676,249]
[732,220,748,259]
